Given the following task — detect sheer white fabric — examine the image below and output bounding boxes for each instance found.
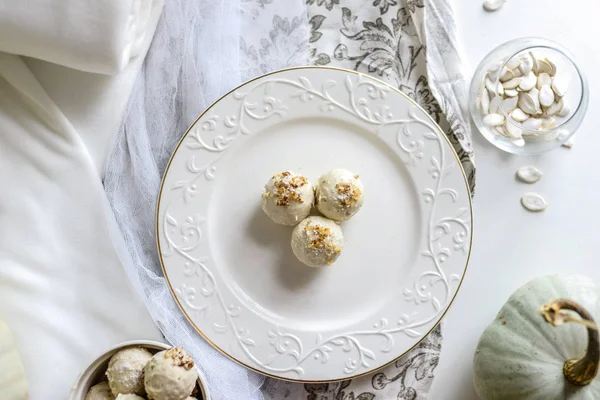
[0,0,157,74]
[104,1,307,399]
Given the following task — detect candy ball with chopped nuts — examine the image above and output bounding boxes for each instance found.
[261,171,314,226]
[144,348,197,400]
[291,216,344,267]
[106,347,152,396]
[85,382,114,400]
[315,169,364,221]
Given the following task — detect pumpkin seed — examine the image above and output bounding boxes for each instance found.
[483,0,507,11]
[511,108,529,122]
[506,57,521,70]
[483,113,505,127]
[546,58,557,76]
[503,77,522,89]
[511,138,525,147]
[520,56,534,75]
[543,129,560,141]
[558,100,570,117]
[505,89,518,97]
[539,85,555,107]
[536,59,553,75]
[551,75,569,97]
[528,88,541,112]
[501,96,519,113]
[481,88,490,114]
[541,116,556,130]
[536,73,551,89]
[495,126,507,136]
[529,52,538,74]
[489,96,502,114]
[545,98,563,116]
[485,78,496,94]
[519,71,537,91]
[516,166,543,184]
[522,118,543,130]
[497,82,505,96]
[521,129,537,137]
[504,121,523,138]
[499,69,515,82]
[518,91,538,115]
[513,68,524,78]
[521,192,547,212]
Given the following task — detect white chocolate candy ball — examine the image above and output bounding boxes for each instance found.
[116,395,145,400]
[144,348,197,400]
[315,169,364,221]
[291,216,344,267]
[85,382,114,400]
[106,347,152,396]
[261,171,314,226]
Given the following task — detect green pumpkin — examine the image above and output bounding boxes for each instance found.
[0,319,29,399]
[473,274,600,400]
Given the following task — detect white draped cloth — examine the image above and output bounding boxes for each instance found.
[105,0,473,399]
[0,0,164,398]
[0,0,157,74]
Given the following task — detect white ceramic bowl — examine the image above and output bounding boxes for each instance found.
[70,340,210,400]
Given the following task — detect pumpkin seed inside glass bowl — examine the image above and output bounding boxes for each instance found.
[469,37,589,155]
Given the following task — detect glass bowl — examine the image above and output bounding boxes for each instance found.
[469,37,588,155]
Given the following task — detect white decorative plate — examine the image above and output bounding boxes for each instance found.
[157,67,472,381]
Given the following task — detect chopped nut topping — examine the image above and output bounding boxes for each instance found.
[335,182,362,208]
[304,221,340,264]
[271,172,308,206]
[165,347,194,370]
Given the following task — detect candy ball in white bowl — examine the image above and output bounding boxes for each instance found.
[115,395,145,400]
[70,341,210,400]
[144,348,197,400]
[106,347,152,396]
[291,216,344,267]
[261,171,314,226]
[315,169,364,222]
[85,382,113,400]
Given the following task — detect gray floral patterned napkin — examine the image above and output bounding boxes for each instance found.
[262,326,442,400]
[304,0,474,192]
[261,0,473,398]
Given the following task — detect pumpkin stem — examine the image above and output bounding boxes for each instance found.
[540,299,599,386]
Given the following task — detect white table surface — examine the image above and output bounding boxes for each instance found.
[429,0,600,398]
[12,1,591,396]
